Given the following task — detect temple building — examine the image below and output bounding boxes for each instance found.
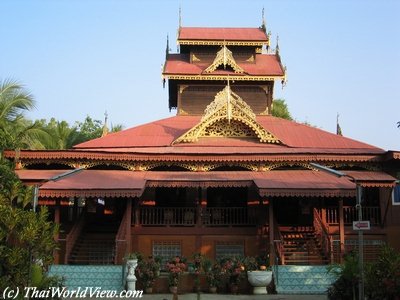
[4,16,400,293]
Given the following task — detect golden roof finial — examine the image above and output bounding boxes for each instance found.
[101,111,109,137]
[276,35,280,54]
[261,7,266,32]
[179,5,182,28]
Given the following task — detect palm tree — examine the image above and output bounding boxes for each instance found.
[0,79,43,151]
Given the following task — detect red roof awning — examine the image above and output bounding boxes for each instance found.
[343,171,397,187]
[38,170,146,198]
[253,171,356,198]
[15,169,393,199]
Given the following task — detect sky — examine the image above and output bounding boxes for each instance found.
[1,0,399,151]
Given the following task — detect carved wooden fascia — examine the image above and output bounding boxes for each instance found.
[204,45,244,74]
[172,86,281,145]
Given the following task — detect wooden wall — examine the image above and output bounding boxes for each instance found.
[179,84,271,115]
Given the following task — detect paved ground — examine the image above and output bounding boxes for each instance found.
[140,293,327,300]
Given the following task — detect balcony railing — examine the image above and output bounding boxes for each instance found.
[324,206,381,225]
[137,207,259,227]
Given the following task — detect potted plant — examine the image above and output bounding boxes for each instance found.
[166,256,187,294]
[244,254,272,295]
[204,260,222,293]
[136,256,160,294]
[192,253,205,293]
[219,256,245,294]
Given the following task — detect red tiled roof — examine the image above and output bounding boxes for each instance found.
[163,54,284,77]
[15,170,72,181]
[178,27,268,42]
[343,171,396,187]
[253,170,356,197]
[17,170,357,198]
[38,170,146,198]
[74,115,382,153]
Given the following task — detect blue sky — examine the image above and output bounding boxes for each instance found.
[1,0,399,150]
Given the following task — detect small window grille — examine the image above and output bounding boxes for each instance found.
[152,241,182,268]
[215,242,244,260]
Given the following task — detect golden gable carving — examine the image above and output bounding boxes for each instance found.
[172,85,281,145]
[204,45,244,74]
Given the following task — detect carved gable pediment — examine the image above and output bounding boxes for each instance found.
[172,85,281,145]
[204,45,244,74]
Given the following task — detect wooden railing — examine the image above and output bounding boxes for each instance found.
[60,213,86,264]
[115,207,129,264]
[313,208,333,263]
[324,206,381,225]
[202,207,258,226]
[137,207,258,226]
[273,216,285,265]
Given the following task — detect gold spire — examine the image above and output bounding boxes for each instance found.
[179,5,182,28]
[261,7,266,32]
[101,111,109,137]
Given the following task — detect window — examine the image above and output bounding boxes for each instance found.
[393,184,400,205]
[152,241,181,268]
[215,242,244,260]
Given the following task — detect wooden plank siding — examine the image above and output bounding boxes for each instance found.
[179,84,271,115]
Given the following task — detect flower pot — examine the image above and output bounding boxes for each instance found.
[229,283,239,294]
[209,286,217,294]
[169,286,178,294]
[247,270,272,294]
[145,287,153,294]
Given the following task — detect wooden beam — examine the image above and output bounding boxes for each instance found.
[269,199,275,266]
[339,198,345,263]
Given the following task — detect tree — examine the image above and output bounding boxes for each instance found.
[0,158,59,291]
[271,99,292,120]
[0,79,46,151]
[397,121,399,128]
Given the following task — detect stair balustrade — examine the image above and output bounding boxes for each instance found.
[313,208,333,263]
[60,213,86,264]
[115,206,129,264]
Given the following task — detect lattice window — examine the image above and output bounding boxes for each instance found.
[152,241,182,268]
[215,242,244,260]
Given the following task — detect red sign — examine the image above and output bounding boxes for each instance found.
[353,221,370,230]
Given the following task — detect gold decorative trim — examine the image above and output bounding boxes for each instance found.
[179,85,189,94]
[162,75,285,81]
[178,40,268,46]
[246,55,255,62]
[172,85,281,145]
[204,45,244,74]
[192,54,201,62]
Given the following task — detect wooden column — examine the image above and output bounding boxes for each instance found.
[126,198,132,254]
[195,187,207,253]
[339,198,345,263]
[54,200,61,264]
[269,199,275,266]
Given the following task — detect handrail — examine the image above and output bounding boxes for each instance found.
[115,206,129,264]
[325,206,381,225]
[313,208,333,263]
[273,215,285,265]
[60,212,86,264]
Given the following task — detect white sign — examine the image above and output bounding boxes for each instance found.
[353,221,370,230]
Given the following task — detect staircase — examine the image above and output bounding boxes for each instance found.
[281,226,329,265]
[274,265,336,294]
[68,221,118,265]
[48,265,124,291]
